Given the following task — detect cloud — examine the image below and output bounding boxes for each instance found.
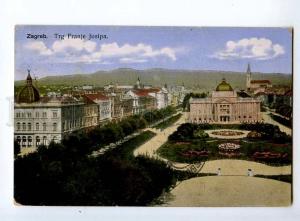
[52,39,97,53]
[119,57,148,64]
[213,37,285,60]
[24,40,178,64]
[82,42,177,61]
[24,41,53,55]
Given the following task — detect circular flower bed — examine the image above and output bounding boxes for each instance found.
[212,131,244,136]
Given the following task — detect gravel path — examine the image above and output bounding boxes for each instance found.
[164,176,291,206]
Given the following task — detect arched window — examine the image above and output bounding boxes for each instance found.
[16,136,21,145]
[36,136,40,147]
[27,123,31,131]
[43,123,46,131]
[28,136,32,147]
[22,122,26,131]
[17,122,20,131]
[22,136,26,147]
[53,122,57,131]
[36,122,39,131]
[43,136,47,145]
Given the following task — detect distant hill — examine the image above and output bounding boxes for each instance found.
[15,68,292,91]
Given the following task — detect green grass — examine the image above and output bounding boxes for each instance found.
[106,130,156,160]
[157,139,292,166]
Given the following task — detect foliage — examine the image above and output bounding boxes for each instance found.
[254,174,292,184]
[154,113,182,129]
[168,122,291,144]
[158,139,292,166]
[269,113,292,128]
[14,139,20,158]
[275,104,292,119]
[14,131,178,206]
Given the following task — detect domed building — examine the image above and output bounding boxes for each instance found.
[14,71,99,151]
[17,71,40,103]
[216,78,233,92]
[189,78,261,124]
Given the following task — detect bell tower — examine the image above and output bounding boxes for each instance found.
[246,63,251,91]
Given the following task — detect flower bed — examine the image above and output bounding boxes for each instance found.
[212,131,244,136]
[218,142,240,151]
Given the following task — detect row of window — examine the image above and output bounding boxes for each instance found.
[16,122,57,131]
[16,136,58,147]
[15,111,58,118]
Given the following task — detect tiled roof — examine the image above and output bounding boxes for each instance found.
[133,88,160,97]
[250,80,271,84]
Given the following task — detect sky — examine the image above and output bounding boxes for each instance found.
[15,26,292,80]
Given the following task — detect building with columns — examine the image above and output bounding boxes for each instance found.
[189,78,261,124]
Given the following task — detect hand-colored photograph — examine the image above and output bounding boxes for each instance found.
[14,26,292,206]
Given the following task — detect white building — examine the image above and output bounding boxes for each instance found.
[14,72,98,150]
[189,78,261,124]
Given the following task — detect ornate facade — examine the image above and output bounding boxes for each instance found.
[189,78,261,124]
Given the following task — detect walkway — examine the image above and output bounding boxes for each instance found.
[164,176,291,206]
[133,112,187,158]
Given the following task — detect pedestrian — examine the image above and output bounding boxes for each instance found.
[217,168,221,176]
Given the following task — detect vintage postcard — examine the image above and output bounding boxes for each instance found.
[14,26,292,206]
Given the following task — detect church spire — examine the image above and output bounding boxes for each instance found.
[26,69,33,85]
[247,63,251,73]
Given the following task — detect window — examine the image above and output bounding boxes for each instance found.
[53,112,58,118]
[16,112,20,118]
[28,136,32,147]
[22,122,26,131]
[16,136,21,145]
[17,122,20,131]
[36,112,39,118]
[36,136,40,147]
[27,123,31,131]
[36,123,39,131]
[53,123,57,131]
[27,112,32,118]
[21,113,25,118]
[43,123,46,131]
[42,112,47,118]
[22,136,26,147]
[43,136,47,145]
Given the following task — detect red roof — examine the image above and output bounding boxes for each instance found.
[133,88,160,97]
[251,80,271,84]
[84,93,109,101]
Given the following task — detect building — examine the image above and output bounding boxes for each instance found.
[246,63,272,92]
[189,78,261,124]
[14,71,89,149]
[84,93,112,124]
[126,89,156,114]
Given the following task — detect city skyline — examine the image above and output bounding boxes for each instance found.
[15,26,292,80]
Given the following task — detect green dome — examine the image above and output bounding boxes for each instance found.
[216,78,233,91]
[17,72,40,103]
